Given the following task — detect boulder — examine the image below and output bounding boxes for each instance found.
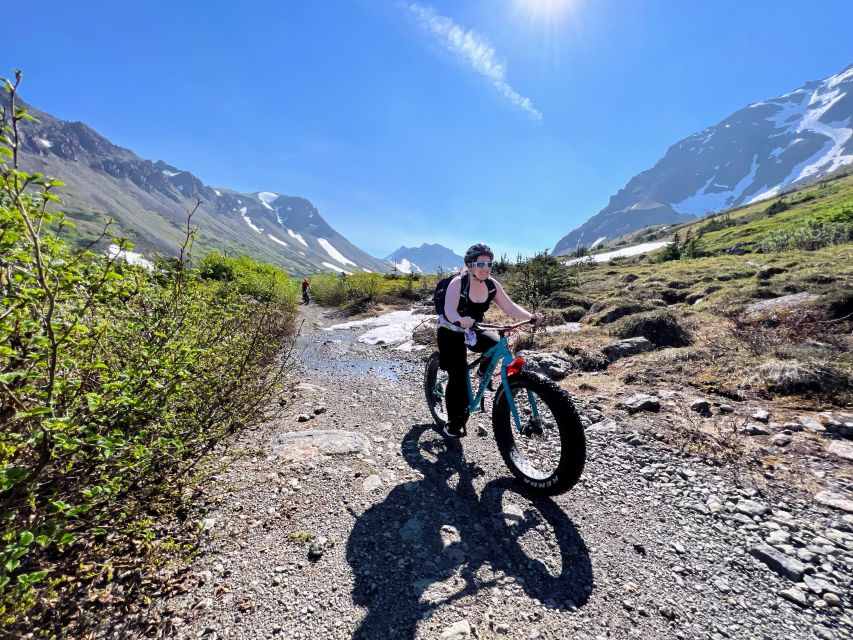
[623,394,660,414]
[819,411,853,439]
[602,336,654,361]
[741,292,820,323]
[690,399,712,417]
[749,544,807,581]
[517,350,573,380]
[269,429,370,462]
[610,310,691,347]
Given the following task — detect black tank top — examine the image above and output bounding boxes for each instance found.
[458,275,496,322]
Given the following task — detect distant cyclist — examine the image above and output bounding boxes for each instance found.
[437,243,542,438]
[301,278,310,304]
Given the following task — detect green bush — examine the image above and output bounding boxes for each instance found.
[757,219,853,253]
[506,251,576,311]
[0,73,297,632]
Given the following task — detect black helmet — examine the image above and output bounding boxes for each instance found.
[464,243,494,264]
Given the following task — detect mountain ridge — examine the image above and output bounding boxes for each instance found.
[553,63,853,255]
[15,100,390,276]
[384,243,463,274]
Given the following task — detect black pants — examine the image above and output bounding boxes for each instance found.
[436,327,499,428]
[302,289,309,304]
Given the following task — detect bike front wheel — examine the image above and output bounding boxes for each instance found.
[424,352,449,429]
[492,370,585,495]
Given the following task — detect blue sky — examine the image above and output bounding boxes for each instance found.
[3,0,852,259]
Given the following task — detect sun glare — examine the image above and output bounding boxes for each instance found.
[515,0,576,22]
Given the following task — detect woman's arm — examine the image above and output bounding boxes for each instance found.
[492,278,537,321]
[443,275,475,327]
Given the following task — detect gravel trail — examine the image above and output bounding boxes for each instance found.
[159,304,852,640]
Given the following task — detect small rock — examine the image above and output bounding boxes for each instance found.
[750,544,807,581]
[818,411,853,438]
[362,475,383,493]
[690,399,712,418]
[496,623,510,635]
[770,434,793,447]
[313,405,327,415]
[814,491,853,514]
[737,499,770,517]
[797,416,826,433]
[752,408,770,423]
[400,517,423,543]
[440,620,473,640]
[624,394,660,414]
[602,337,654,361]
[296,414,312,423]
[779,587,808,607]
[740,423,770,436]
[823,592,842,607]
[827,441,853,462]
[308,538,327,561]
[718,404,735,414]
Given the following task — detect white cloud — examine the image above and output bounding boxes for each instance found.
[409,3,542,121]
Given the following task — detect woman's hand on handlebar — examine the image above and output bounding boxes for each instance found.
[457,316,476,329]
[530,312,544,326]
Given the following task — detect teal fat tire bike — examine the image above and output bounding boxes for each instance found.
[424,320,586,495]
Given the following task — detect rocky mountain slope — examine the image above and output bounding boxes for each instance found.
[384,243,463,274]
[553,63,853,255]
[14,101,389,276]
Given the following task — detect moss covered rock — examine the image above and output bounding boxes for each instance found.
[611,310,692,347]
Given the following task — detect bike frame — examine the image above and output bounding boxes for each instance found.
[435,325,541,433]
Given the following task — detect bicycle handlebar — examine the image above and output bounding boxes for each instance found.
[449,318,537,334]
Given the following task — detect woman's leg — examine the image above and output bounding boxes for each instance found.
[436,328,470,435]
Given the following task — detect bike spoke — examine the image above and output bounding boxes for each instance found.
[507,388,562,480]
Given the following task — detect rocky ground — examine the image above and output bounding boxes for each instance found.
[155,303,852,640]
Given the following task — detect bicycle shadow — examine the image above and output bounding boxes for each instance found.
[345,423,593,639]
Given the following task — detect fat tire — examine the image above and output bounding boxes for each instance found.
[424,351,448,429]
[492,370,586,495]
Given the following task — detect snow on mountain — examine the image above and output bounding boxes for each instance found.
[553,62,853,255]
[318,238,357,266]
[384,243,463,274]
[14,100,391,276]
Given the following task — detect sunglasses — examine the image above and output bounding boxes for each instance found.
[472,261,493,268]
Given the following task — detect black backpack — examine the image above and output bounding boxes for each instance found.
[433,273,496,316]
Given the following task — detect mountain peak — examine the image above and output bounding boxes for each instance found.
[553,61,853,255]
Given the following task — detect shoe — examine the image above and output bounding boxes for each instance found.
[443,422,466,438]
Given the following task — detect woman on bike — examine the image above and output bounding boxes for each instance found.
[438,243,542,438]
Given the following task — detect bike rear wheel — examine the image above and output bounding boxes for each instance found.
[424,352,449,429]
[492,370,585,495]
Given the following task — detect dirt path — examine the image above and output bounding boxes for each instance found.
[158,304,852,640]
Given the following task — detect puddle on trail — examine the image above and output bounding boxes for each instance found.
[297,330,418,382]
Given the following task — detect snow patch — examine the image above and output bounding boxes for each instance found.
[36,138,52,148]
[214,189,222,196]
[240,207,263,234]
[324,310,432,350]
[258,192,278,211]
[321,261,353,275]
[672,155,761,215]
[563,241,672,265]
[267,234,288,247]
[589,236,606,250]
[162,169,181,177]
[287,229,309,247]
[391,258,422,274]
[108,244,153,271]
[317,238,356,266]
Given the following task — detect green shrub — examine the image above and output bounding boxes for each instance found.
[757,219,853,252]
[0,73,297,632]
